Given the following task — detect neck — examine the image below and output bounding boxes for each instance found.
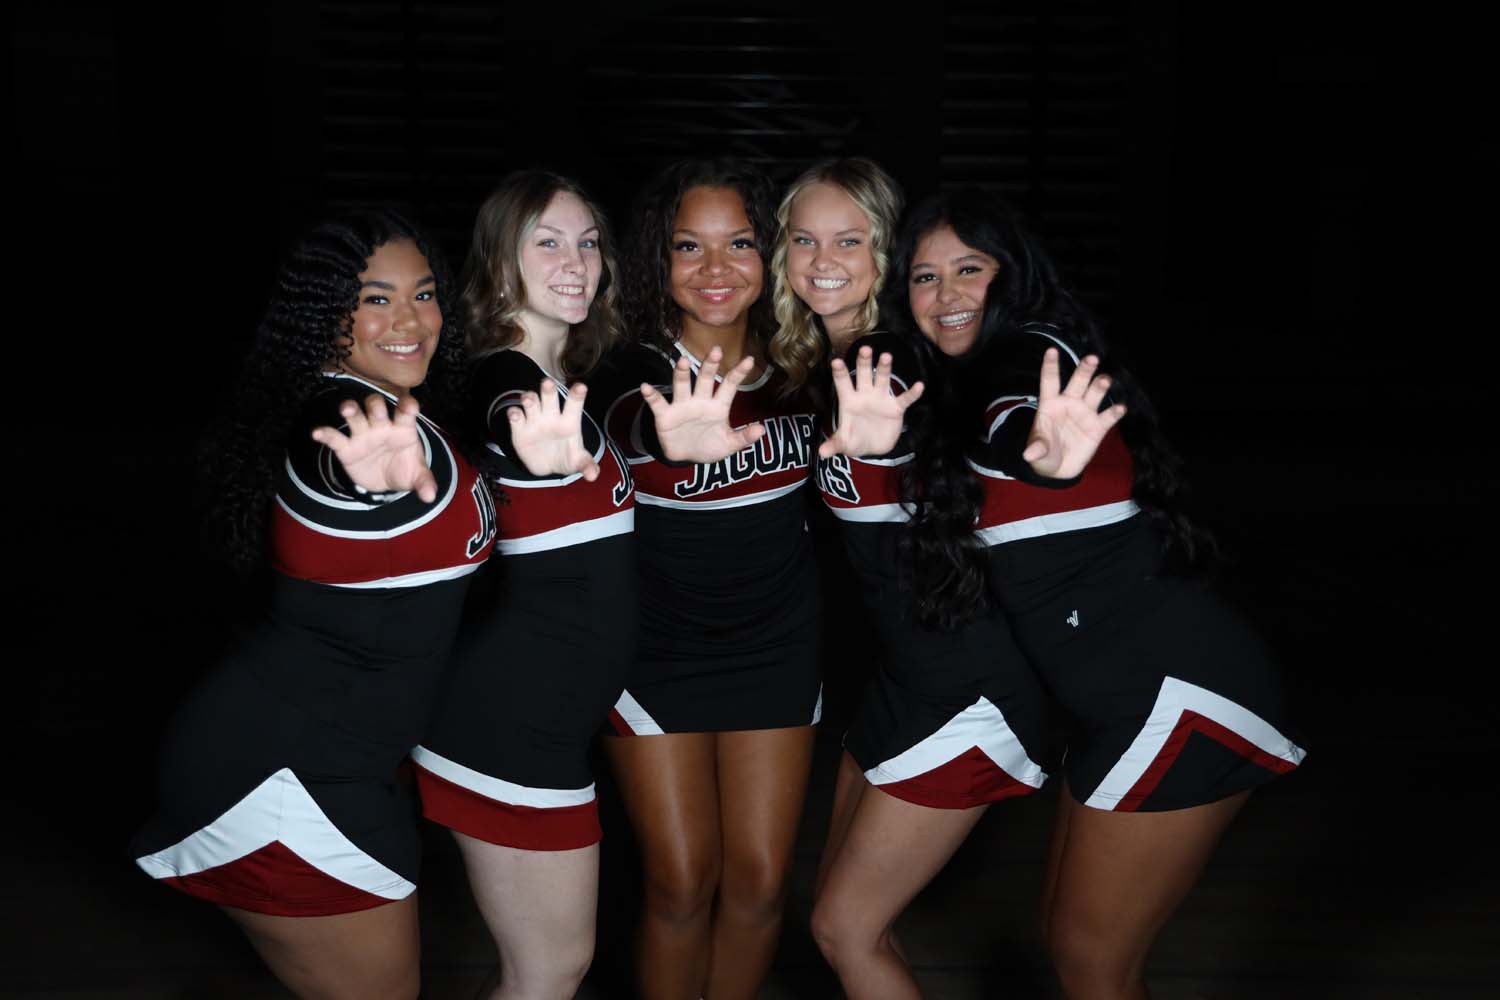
[517,319,569,379]
[823,309,862,356]
[679,317,752,370]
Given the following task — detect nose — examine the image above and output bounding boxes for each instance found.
[703,247,729,276]
[936,282,960,306]
[561,244,584,274]
[812,244,833,271]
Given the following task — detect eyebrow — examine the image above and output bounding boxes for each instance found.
[535,224,600,236]
[910,255,989,270]
[791,227,867,237]
[360,275,434,290]
[673,227,755,238]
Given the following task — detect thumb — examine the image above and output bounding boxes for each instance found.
[1022,438,1049,464]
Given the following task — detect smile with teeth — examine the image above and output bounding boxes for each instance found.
[378,342,422,355]
[811,277,849,290]
[937,311,977,329]
[693,287,738,301]
[551,285,585,296]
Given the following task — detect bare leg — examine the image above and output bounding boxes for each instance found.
[223,895,420,1000]
[704,726,817,1000]
[814,750,868,897]
[1043,790,1250,1000]
[452,833,598,999]
[811,782,988,1000]
[604,733,721,1000]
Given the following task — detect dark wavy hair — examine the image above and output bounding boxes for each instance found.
[621,159,809,390]
[203,208,468,574]
[889,188,1210,628]
[463,169,622,380]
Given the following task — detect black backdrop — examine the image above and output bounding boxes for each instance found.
[8,2,1497,989]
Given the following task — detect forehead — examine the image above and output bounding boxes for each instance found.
[912,225,992,267]
[360,238,429,278]
[674,185,751,231]
[534,190,596,233]
[789,181,868,230]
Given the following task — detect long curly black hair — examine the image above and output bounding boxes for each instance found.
[203,208,468,574]
[889,188,1211,629]
[620,159,797,384]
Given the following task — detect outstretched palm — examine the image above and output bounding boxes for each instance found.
[818,346,926,459]
[1023,348,1127,480]
[311,394,439,502]
[643,346,766,464]
[508,379,600,481]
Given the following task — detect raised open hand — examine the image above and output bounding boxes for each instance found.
[507,379,600,481]
[1022,348,1127,480]
[642,346,767,464]
[818,346,926,459]
[310,394,438,503]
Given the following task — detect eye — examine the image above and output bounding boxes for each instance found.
[579,238,598,249]
[537,238,558,249]
[731,238,756,250]
[363,294,390,305]
[911,273,934,285]
[959,264,984,276]
[793,236,814,246]
[415,290,435,301]
[839,238,862,248]
[673,240,699,253]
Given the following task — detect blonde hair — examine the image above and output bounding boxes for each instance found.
[772,157,904,367]
[462,170,622,380]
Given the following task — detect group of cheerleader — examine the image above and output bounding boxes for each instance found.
[132,156,1305,1000]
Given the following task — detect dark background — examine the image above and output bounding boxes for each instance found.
[8,3,1496,996]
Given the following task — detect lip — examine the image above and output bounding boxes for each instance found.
[934,310,978,332]
[808,276,851,293]
[377,340,427,360]
[550,284,585,296]
[690,286,742,304]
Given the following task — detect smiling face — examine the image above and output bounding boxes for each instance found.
[341,238,442,394]
[669,185,763,339]
[785,181,876,339]
[516,190,602,334]
[907,224,1000,357]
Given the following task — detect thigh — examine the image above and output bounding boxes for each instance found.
[453,833,598,976]
[225,895,420,1000]
[815,751,870,897]
[817,783,988,939]
[1046,791,1249,957]
[604,732,723,887]
[715,726,817,884]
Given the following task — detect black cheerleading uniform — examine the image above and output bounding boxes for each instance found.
[413,350,636,850]
[817,332,1054,808]
[132,373,496,916]
[968,323,1305,812]
[589,342,822,734]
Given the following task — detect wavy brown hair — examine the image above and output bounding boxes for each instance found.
[462,170,622,380]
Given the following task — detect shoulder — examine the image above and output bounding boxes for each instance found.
[296,373,394,431]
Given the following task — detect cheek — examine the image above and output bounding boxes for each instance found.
[348,308,381,344]
[741,257,765,297]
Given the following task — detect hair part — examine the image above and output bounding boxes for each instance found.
[462,169,622,381]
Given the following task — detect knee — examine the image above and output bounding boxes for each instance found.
[1046,914,1137,996]
[718,853,793,925]
[641,853,721,925]
[809,888,876,971]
